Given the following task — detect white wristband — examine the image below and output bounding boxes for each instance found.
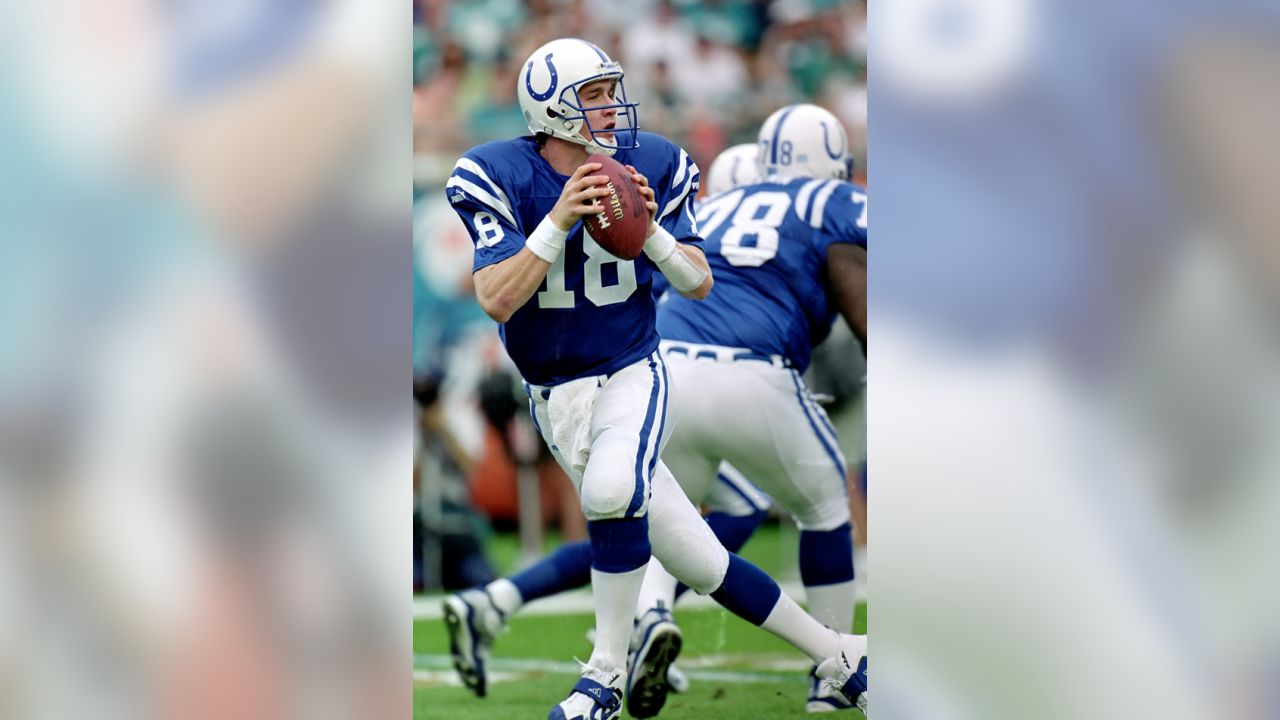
[525,214,569,263]
[643,223,679,263]
[644,225,708,293]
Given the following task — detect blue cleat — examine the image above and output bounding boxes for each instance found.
[442,589,505,697]
[625,606,683,718]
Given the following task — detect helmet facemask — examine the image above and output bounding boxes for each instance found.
[552,71,640,155]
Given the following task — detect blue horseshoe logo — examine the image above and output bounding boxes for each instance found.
[525,53,558,102]
[821,122,845,160]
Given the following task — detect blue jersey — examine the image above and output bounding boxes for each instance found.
[658,176,867,373]
[446,132,701,386]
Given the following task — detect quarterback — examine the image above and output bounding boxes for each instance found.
[443,38,868,720]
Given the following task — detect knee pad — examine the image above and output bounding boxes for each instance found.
[580,429,644,520]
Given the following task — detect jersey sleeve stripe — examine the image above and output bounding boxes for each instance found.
[807,180,841,229]
[795,178,826,223]
[454,158,514,210]
[684,201,699,236]
[659,165,699,222]
[672,148,689,188]
[445,175,518,227]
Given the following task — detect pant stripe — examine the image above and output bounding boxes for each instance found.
[789,370,848,481]
[527,397,543,440]
[627,353,663,517]
[646,355,672,484]
[792,371,843,464]
[716,471,769,514]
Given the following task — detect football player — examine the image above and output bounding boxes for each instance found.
[442,40,868,720]
[633,103,869,714]
[700,142,762,203]
[440,140,772,701]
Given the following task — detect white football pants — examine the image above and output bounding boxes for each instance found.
[658,340,851,531]
[525,351,731,594]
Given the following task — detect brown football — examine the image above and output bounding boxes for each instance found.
[580,153,650,261]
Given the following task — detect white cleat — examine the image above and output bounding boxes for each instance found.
[814,634,869,716]
[441,589,506,697]
[547,663,625,720]
[625,606,683,718]
[806,664,857,712]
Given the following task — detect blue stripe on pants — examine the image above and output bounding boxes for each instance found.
[789,370,847,482]
[627,354,662,517]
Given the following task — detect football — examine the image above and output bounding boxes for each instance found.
[580,153,650,260]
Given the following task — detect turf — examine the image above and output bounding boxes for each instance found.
[414,524,866,718]
[414,604,867,718]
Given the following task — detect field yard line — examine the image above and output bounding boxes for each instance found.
[415,580,866,619]
[414,653,807,685]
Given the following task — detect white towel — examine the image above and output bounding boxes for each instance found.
[546,375,603,478]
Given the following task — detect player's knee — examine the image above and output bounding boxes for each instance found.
[580,430,646,520]
[579,477,637,520]
[793,506,851,533]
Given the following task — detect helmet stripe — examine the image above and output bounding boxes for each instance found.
[581,40,610,62]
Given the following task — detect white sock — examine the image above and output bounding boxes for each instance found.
[588,563,649,672]
[486,578,523,618]
[635,558,680,618]
[759,592,840,663]
[805,580,856,634]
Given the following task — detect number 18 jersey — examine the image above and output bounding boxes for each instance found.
[657,176,867,374]
[446,132,701,386]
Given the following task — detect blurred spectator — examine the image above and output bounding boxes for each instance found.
[622,0,698,97]
[413,0,867,169]
[415,373,495,592]
[672,34,750,113]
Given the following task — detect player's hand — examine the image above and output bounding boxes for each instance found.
[626,164,660,238]
[550,162,611,231]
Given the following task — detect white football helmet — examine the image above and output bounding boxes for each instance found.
[756,104,853,180]
[517,38,639,156]
[703,143,762,196]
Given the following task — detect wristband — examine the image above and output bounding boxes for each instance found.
[645,225,708,293]
[525,214,569,263]
[642,223,679,263]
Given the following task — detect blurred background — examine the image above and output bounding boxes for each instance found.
[411,0,869,597]
[0,1,410,718]
[2,0,1278,717]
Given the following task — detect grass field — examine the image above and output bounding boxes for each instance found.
[414,524,867,719]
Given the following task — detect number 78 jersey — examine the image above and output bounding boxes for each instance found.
[658,176,867,374]
[445,133,702,386]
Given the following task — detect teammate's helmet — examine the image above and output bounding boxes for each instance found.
[704,143,763,196]
[517,38,640,156]
[756,104,853,180]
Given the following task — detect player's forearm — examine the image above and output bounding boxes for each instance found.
[673,243,714,300]
[474,215,569,322]
[643,225,713,300]
[474,248,553,323]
